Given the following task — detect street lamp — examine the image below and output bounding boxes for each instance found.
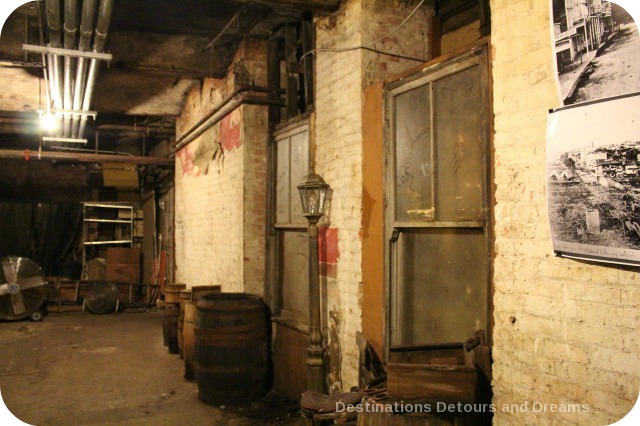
[297,169,330,393]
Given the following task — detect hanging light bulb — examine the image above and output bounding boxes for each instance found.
[39,112,59,133]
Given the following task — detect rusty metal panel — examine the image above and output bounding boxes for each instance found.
[398,229,487,345]
[289,130,309,223]
[394,84,434,222]
[276,136,291,224]
[280,231,308,320]
[434,65,485,221]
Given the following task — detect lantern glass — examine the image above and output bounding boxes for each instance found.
[297,172,329,217]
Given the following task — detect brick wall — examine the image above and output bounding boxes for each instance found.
[315,0,432,391]
[174,39,268,296]
[491,0,640,423]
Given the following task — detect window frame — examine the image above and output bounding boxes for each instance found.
[383,46,492,359]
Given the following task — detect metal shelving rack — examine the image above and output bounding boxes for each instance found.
[81,202,134,279]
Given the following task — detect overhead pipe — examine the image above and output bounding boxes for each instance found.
[71,0,98,138]
[172,93,283,155]
[79,0,114,139]
[44,0,63,112]
[0,149,173,166]
[62,0,80,137]
[173,86,271,147]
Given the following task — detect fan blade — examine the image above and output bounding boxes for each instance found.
[0,283,10,296]
[18,276,47,291]
[1,259,17,284]
[11,292,27,315]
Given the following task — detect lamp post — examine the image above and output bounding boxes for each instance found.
[297,169,330,393]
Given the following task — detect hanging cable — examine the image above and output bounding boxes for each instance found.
[299,0,427,62]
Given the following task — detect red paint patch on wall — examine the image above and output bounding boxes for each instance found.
[318,226,339,265]
[220,110,242,151]
[177,144,200,177]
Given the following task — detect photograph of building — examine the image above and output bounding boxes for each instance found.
[553,0,640,104]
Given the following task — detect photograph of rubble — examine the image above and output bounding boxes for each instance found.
[547,93,640,264]
[552,0,640,105]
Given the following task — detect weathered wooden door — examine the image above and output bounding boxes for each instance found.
[268,121,310,400]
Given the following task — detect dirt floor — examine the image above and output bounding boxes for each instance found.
[0,310,305,425]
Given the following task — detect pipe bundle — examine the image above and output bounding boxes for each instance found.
[43,0,114,139]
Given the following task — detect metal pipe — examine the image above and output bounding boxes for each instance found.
[72,0,98,137]
[0,149,173,166]
[62,0,80,137]
[79,0,114,138]
[173,86,271,147]
[44,0,63,113]
[97,124,175,135]
[172,94,283,154]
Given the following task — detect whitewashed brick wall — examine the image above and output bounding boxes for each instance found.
[315,0,432,392]
[174,40,268,296]
[491,0,640,423]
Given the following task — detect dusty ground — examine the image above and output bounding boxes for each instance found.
[0,310,304,425]
[570,23,640,103]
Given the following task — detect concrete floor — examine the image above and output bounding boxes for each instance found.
[0,310,305,425]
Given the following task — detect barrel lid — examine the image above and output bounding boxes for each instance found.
[166,283,187,291]
[196,292,264,310]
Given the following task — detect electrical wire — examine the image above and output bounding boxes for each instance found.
[299,0,427,62]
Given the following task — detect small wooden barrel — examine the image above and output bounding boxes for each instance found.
[183,301,197,380]
[165,283,187,304]
[163,308,180,354]
[190,285,221,302]
[195,293,269,405]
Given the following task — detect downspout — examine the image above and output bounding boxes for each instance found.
[71,0,98,138]
[79,0,114,138]
[62,0,80,137]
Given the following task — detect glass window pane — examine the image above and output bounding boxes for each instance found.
[280,231,308,320]
[290,131,309,223]
[276,137,290,224]
[398,229,488,345]
[434,66,485,221]
[394,85,433,222]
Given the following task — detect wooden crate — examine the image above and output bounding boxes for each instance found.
[387,343,477,404]
[106,263,140,283]
[106,247,141,265]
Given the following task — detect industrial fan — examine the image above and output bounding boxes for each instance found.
[0,256,48,321]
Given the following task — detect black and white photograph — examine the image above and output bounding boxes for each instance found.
[552,0,640,105]
[547,94,640,264]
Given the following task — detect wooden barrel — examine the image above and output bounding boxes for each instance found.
[179,289,192,313]
[163,308,180,354]
[178,290,191,358]
[183,301,197,380]
[190,285,221,302]
[165,283,187,304]
[195,293,270,405]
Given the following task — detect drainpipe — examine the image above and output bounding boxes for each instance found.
[79,0,114,138]
[71,0,98,138]
[62,0,80,137]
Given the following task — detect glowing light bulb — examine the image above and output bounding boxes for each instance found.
[40,113,58,132]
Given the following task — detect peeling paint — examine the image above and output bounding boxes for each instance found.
[220,109,242,151]
[326,309,343,393]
